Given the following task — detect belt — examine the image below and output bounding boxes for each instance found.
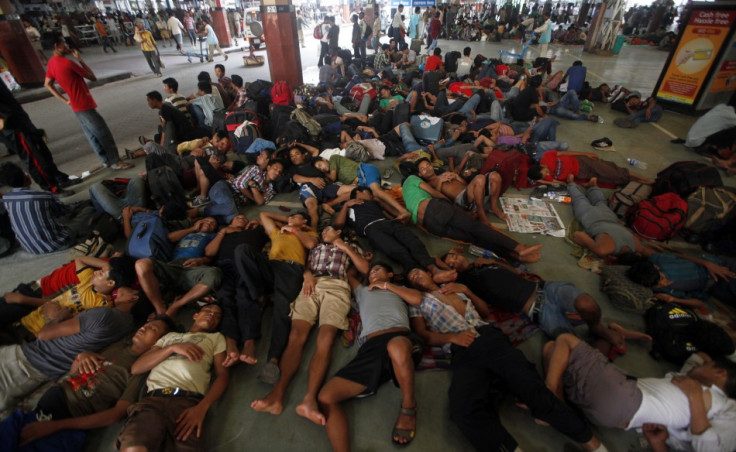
[362,218,387,235]
[528,282,546,323]
[147,387,204,400]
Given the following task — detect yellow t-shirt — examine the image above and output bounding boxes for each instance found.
[268,229,318,265]
[176,139,203,155]
[146,331,226,395]
[138,30,156,52]
[21,268,111,335]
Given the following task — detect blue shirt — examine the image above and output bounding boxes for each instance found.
[172,232,215,260]
[204,24,218,45]
[2,187,70,254]
[565,65,587,94]
[649,253,714,301]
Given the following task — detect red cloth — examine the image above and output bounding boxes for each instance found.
[46,56,97,112]
[429,18,442,39]
[448,82,473,97]
[40,261,80,296]
[539,150,580,182]
[425,55,443,72]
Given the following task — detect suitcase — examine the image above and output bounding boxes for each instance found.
[393,102,411,127]
[422,71,442,95]
[411,38,422,54]
[410,115,444,144]
[608,181,653,219]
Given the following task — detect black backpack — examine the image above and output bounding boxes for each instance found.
[652,161,723,198]
[246,79,273,101]
[444,51,461,73]
[147,166,187,208]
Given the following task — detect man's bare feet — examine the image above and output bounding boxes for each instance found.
[515,243,543,263]
[223,338,241,368]
[567,174,576,184]
[395,211,411,224]
[608,322,652,342]
[251,393,284,415]
[296,399,326,425]
[431,269,457,283]
[492,207,508,221]
[588,177,598,187]
[322,204,336,215]
[240,339,258,364]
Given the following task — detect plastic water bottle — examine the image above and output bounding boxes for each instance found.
[469,245,500,260]
[597,116,604,124]
[627,158,648,170]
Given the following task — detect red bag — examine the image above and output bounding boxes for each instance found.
[350,83,377,103]
[629,193,688,241]
[270,80,294,106]
[480,148,532,193]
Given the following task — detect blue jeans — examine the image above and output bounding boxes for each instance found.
[74,109,120,166]
[629,105,663,124]
[458,94,481,120]
[203,180,238,224]
[334,94,371,116]
[428,38,438,51]
[549,90,587,120]
[189,104,207,129]
[89,176,147,219]
[399,123,426,153]
[535,141,569,159]
[536,281,585,337]
[531,117,560,142]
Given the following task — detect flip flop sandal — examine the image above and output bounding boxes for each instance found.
[392,406,417,446]
[382,167,394,179]
[138,136,148,145]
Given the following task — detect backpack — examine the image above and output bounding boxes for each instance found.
[147,165,187,208]
[268,104,296,141]
[277,120,310,146]
[608,181,653,219]
[126,211,174,261]
[271,80,294,106]
[290,107,322,140]
[230,121,262,154]
[345,141,371,163]
[444,51,461,73]
[350,83,377,103]
[84,211,121,245]
[480,148,533,193]
[599,265,654,314]
[629,193,688,241]
[246,79,273,101]
[652,161,723,198]
[684,186,736,235]
[313,22,325,39]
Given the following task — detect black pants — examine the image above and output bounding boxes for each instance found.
[0,127,67,193]
[319,41,330,67]
[365,220,434,272]
[449,326,592,451]
[432,91,465,116]
[423,199,518,258]
[0,282,41,329]
[233,243,304,361]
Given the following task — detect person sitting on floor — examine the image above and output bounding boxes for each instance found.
[251,225,369,424]
[529,151,652,186]
[117,304,229,452]
[543,334,736,452]
[0,316,174,451]
[405,268,607,452]
[318,261,423,448]
[402,162,542,263]
[611,91,664,128]
[188,82,224,131]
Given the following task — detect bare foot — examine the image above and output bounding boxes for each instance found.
[251,393,284,415]
[395,211,411,224]
[322,204,336,215]
[588,177,598,187]
[608,322,652,342]
[567,174,575,184]
[492,207,508,221]
[223,338,241,368]
[431,269,457,284]
[296,399,326,425]
[240,339,258,364]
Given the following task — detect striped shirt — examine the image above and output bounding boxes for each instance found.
[2,187,70,254]
[165,93,191,120]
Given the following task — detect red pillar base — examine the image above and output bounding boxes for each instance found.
[262,2,303,87]
[0,15,45,87]
[211,8,232,48]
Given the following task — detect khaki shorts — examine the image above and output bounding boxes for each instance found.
[116,396,204,452]
[290,277,351,329]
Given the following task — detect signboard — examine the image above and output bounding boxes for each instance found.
[653,4,736,110]
[390,0,436,8]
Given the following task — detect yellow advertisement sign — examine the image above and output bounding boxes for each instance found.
[656,9,735,105]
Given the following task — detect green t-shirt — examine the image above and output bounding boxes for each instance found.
[61,341,145,417]
[379,95,404,109]
[402,175,432,224]
[329,155,360,185]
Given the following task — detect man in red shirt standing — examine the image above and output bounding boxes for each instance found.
[427,11,442,52]
[44,33,133,171]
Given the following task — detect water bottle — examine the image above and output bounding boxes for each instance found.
[597,116,604,124]
[469,245,499,260]
[627,158,648,170]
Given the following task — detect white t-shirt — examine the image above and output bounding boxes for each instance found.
[320,23,331,43]
[146,331,226,396]
[358,139,386,160]
[627,354,736,452]
[392,10,404,29]
[167,16,184,35]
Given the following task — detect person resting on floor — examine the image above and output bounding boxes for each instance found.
[0,315,174,452]
[402,169,542,263]
[543,333,736,452]
[567,177,646,258]
[0,255,136,343]
[528,151,652,186]
[227,151,284,206]
[405,268,607,452]
[625,252,736,308]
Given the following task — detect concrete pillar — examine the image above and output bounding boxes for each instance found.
[584,1,606,52]
[577,0,591,26]
[211,4,233,47]
[0,3,45,87]
[261,0,303,87]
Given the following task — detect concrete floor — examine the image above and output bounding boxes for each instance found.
[2,31,735,452]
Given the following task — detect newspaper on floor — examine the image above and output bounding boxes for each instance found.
[500,196,566,237]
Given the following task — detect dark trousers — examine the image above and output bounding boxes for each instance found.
[433,91,465,116]
[101,36,115,52]
[365,220,434,272]
[423,199,518,258]
[0,128,66,192]
[0,283,41,329]
[319,41,330,67]
[233,244,304,361]
[449,326,592,451]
